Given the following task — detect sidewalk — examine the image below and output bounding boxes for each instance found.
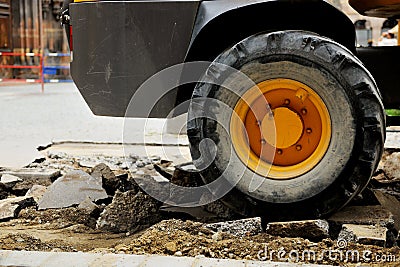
[0,83,186,168]
[0,250,333,267]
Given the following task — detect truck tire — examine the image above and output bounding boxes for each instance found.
[187,31,385,220]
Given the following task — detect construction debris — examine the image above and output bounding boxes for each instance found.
[266,220,330,241]
[78,197,100,216]
[0,147,400,265]
[0,174,22,189]
[205,218,262,237]
[376,152,400,183]
[328,205,394,229]
[25,185,47,203]
[373,190,400,232]
[96,190,163,233]
[38,170,108,210]
[0,196,35,220]
[1,168,60,183]
[0,169,60,194]
[338,224,388,247]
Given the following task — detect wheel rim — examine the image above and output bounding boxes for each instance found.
[230,78,332,180]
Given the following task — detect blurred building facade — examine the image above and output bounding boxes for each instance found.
[0,0,395,81]
[0,0,66,53]
[0,0,69,80]
[328,0,391,46]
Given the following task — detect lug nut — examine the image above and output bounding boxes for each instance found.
[261,139,267,145]
[296,145,302,151]
[306,128,312,134]
[301,109,307,115]
[284,99,290,105]
[277,149,283,155]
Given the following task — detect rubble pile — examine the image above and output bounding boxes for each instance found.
[0,147,400,265]
[0,151,238,234]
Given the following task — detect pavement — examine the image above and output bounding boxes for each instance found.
[0,250,333,267]
[0,83,187,168]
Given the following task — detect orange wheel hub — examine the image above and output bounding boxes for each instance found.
[230,79,332,179]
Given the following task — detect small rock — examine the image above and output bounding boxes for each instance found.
[79,160,101,168]
[205,217,262,237]
[136,161,145,168]
[78,197,100,215]
[0,174,22,189]
[212,231,223,241]
[338,224,387,247]
[165,241,177,254]
[129,154,139,161]
[266,219,329,241]
[25,185,47,203]
[174,251,183,256]
[120,162,130,169]
[47,151,67,159]
[115,244,129,252]
[91,163,119,195]
[38,170,108,210]
[0,196,35,220]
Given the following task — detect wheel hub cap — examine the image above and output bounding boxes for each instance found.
[262,107,303,149]
[230,78,332,180]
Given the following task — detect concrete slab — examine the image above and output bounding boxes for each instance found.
[38,170,107,210]
[338,224,387,247]
[0,196,35,220]
[205,217,262,237]
[266,220,330,241]
[328,205,394,228]
[0,250,334,267]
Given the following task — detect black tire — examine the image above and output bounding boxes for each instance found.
[187,31,385,220]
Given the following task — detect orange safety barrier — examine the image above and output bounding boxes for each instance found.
[0,52,44,92]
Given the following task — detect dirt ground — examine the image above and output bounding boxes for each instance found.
[1,145,400,266]
[1,215,399,266]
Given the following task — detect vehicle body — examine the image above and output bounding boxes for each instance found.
[66,0,399,118]
[64,0,399,219]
